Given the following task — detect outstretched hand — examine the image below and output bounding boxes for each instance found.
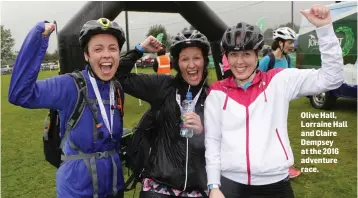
[300,4,332,28]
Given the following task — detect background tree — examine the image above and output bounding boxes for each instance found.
[1,25,15,65]
[146,24,170,49]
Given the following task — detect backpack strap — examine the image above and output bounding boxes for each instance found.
[286,55,291,68]
[60,71,122,198]
[112,79,125,117]
[267,52,276,71]
[59,71,88,149]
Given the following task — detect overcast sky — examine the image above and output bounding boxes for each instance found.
[1,1,334,53]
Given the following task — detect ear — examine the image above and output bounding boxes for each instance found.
[84,52,89,62]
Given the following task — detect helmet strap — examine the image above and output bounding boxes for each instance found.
[279,41,287,56]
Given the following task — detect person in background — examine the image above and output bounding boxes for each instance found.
[258,27,297,72]
[153,46,172,75]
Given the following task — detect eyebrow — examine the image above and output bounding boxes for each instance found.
[180,53,201,58]
[93,44,118,48]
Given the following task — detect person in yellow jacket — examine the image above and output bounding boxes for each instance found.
[153,47,172,75]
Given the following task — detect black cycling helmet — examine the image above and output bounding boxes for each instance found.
[79,18,126,50]
[221,22,264,53]
[169,29,210,59]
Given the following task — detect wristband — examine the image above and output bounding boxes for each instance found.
[208,184,220,190]
[135,44,145,53]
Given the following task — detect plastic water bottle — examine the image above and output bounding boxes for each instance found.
[180,92,195,138]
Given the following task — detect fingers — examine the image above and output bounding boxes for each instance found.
[147,35,163,50]
[183,112,200,121]
[324,6,330,18]
[301,4,331,25]
[311,4,330,19]
[183,117,200,127]
[183,118,203,135]
[151,39,163,50]
[42,23,55,37]
[183,112,202,129]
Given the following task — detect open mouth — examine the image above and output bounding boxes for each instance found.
[187,70,200,81]
[100,62,113,74]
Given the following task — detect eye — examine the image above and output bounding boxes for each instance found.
[94,48,102,53]
[229,52,238,57]
[180,57,189,62]
[110,47,118,52]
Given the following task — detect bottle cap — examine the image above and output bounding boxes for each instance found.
[186,92,192,100]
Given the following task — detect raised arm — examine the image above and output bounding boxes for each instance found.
[116,36,172,104]
[8,22,76,110]
[281,5,344,100]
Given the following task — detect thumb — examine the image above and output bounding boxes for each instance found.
[300,10,310,18]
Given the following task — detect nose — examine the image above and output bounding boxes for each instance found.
[187,59,196,68]
[236,56,244,65]
[102,49,111,58]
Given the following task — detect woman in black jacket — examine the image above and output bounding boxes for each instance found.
[117,29,211,197]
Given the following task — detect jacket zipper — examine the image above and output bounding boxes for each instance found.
[276,128,288,160]
[245,107,251,185]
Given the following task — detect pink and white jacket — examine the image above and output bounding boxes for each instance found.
[204,24,344,186]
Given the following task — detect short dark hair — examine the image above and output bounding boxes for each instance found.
[157,48,166,56]
[272,38,287,50]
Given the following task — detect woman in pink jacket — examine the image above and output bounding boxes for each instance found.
[205,5,343,198]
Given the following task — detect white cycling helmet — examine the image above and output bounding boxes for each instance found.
[273,27,297,40]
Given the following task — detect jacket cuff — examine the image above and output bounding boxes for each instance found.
[316,23,335,43]
[123,48,143,60]
[207,168,221,186]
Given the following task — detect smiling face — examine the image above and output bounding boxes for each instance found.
[227,50,258,81]
[84,34,120,81]
[178,47,205,86]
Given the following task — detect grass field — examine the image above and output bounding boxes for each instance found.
[1,68,356,198]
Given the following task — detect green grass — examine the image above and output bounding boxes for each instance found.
[1,69,356,198]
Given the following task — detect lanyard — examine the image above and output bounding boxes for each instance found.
[88,72,115,138]
[176,87,203,113]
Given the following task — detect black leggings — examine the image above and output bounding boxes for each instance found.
[105,191,124,198]
[139,191,181,198]
[139,190,208,198]
[220,176,295,198]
